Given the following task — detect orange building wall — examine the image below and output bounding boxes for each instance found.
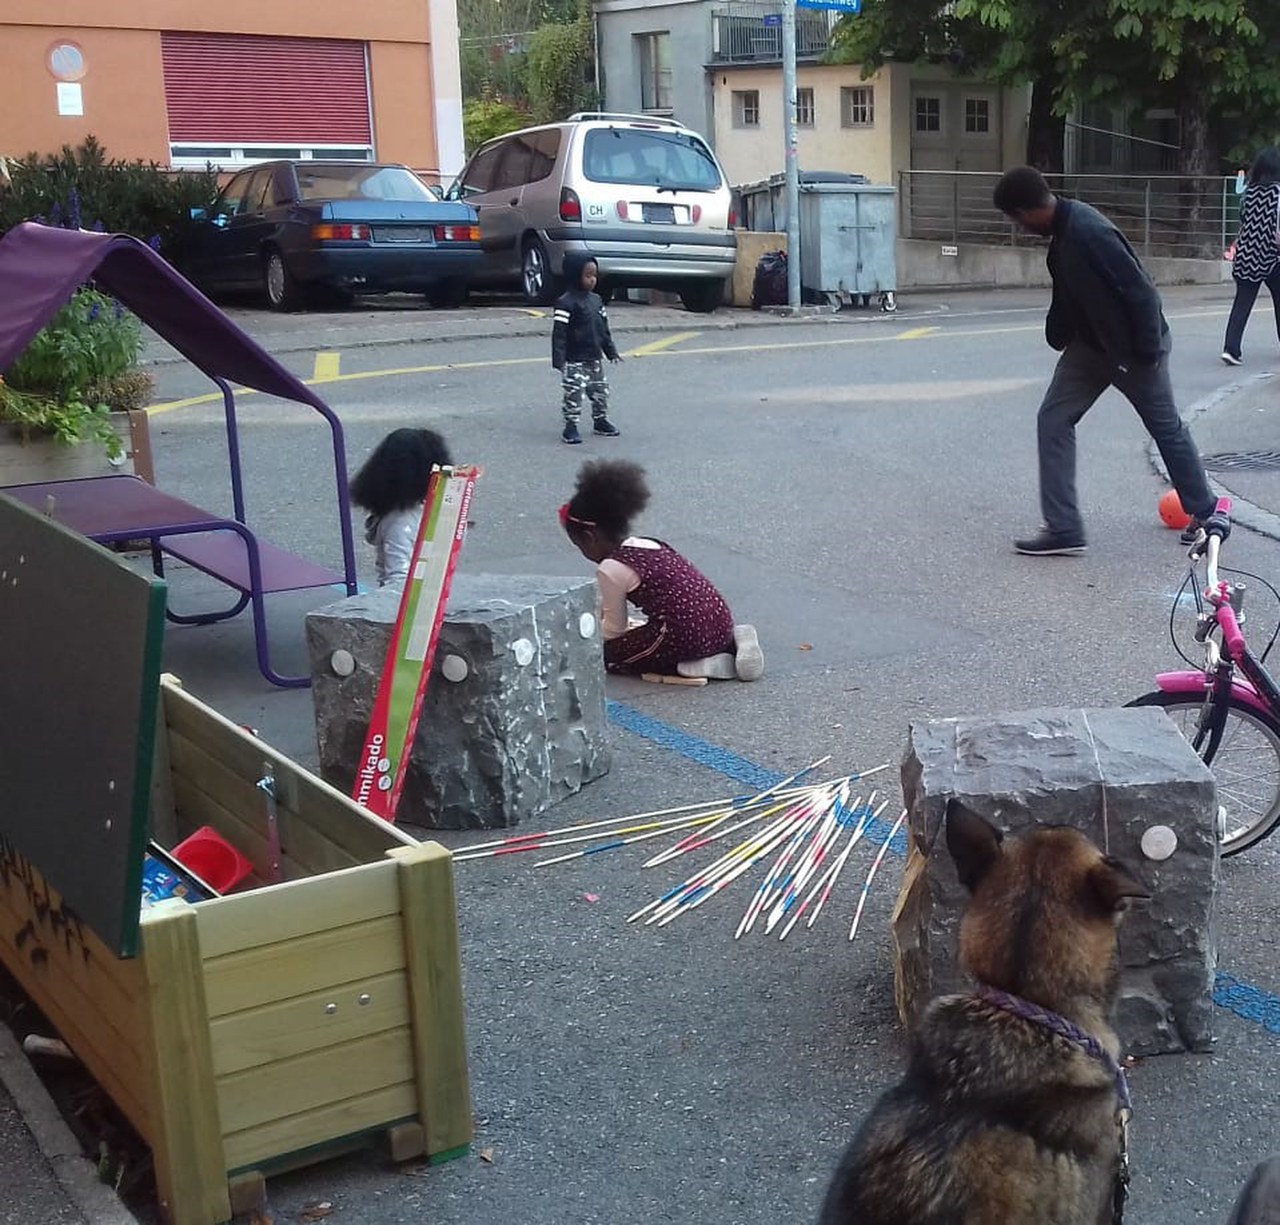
[1,1,443,169]
[369,41,439,177]
[0,26,171,163]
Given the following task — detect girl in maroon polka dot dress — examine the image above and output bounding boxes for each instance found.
[560,459,764,681]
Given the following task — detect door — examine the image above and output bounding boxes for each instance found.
[454,141,509,284]
[192,170,255,289]
[223,167,277,287]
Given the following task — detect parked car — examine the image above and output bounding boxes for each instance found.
[447,113,736,312]
[184,161,482,311]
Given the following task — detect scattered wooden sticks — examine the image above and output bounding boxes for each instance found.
[450,761,910,945]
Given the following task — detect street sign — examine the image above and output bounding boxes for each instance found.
[797,0,860,10]
[763,13,782,26]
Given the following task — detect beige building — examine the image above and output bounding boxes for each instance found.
[712,60,1026,190]
[0,0,464,181]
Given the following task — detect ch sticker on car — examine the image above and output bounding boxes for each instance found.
[586,202,606,218]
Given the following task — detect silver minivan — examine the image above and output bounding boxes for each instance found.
[448,113,736,312]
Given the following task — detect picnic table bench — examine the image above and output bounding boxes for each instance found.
[0,474,348,687]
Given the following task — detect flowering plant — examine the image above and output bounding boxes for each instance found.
[0,287,148,458]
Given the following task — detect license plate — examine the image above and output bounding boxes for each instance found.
[642,204,675,224]
[373,226,435,243]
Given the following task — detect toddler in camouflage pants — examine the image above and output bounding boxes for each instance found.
[551,253,622,444]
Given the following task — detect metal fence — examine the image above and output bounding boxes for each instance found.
[899,170,1241,260]
[710,6,833,62]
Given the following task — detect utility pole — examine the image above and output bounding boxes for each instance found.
[781,0,801,311]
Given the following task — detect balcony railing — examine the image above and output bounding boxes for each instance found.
[899,170,1241,260]
[711,5,833,62]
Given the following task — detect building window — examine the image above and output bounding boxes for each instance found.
[169,143,373,169]
[637,32,672,113]
[964,98,990,134]
[796,87,815,127]
[914,96,942,133]
[733,90,760,128]
[840,86,874,128]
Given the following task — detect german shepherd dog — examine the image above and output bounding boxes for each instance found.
[819,801,1149,1225]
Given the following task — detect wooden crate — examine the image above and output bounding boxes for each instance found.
[0,677,472,1225]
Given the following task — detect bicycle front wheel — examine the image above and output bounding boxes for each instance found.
[1127,691,1280,855]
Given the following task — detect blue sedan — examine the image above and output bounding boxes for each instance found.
[185,160,482,311]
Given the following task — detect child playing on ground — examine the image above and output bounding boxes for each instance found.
[349,427,452,588]
[559,459,763,681]
[552,252,622,445]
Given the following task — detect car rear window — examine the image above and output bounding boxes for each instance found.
[582,129,722,191]
[295,165,436,203]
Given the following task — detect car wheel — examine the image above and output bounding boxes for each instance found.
[426,278,469,309]
[679,279,725,314]
[521,238,559,306]
[263,249,305,312]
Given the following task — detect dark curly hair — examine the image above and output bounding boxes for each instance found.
[567,459,649,542]
[349,428,452,517]
[992,165,1053,215]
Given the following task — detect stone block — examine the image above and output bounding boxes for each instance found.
[307,574,611,830]
[893,707,1218,1056]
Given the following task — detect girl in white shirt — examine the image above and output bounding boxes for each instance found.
[349,427,452,588]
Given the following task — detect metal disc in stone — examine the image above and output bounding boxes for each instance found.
[330,649,356,677]
[579,612,596,639]
[441,654,469,682]
[1140,824,1178,860]
[512,638,535,666]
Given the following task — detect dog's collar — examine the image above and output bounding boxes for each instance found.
[974,984,1132,1114]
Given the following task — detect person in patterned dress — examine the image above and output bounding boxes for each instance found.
[1223,147,1280,365]
[559,459,764,681]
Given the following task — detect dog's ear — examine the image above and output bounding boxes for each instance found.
[945,799,1003,893]
[1087,855,1150,913]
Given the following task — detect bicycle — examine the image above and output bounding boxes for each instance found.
[1127,496,1280,855]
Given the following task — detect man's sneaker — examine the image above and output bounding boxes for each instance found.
[1180,519,1204,546]
[562,421,582,445]
[733,624,765,681]
[1221,351,1243,366]
[1014,529,1087,556]
[677,653,737,681]
[593,417,621,437]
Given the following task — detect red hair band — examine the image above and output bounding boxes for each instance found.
[559,503,596,529]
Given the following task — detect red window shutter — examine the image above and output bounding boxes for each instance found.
[161,32,371,145]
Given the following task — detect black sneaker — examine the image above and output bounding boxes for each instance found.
[593,417,620,437]
[562,421,582,445]
[1014,529,1087,556]
[1180,519,1204,546]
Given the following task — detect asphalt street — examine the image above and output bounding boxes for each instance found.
[25,284,1280,1224]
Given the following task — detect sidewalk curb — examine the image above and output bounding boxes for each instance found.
[140,301,948,367]
[0,1024,140,1225]
[1149,370,1280,542]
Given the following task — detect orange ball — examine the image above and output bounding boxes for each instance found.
[1159,489,1192,530]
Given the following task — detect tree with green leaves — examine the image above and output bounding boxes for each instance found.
[525,0,598,123]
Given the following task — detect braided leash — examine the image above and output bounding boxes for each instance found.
[976,984,1132,1222]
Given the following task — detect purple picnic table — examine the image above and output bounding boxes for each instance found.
[0,222,358,687]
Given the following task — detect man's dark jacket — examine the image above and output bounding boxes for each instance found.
[552,252,618,369]
[1045,197,1171,368]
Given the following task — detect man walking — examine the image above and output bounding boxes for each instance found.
[993,165,1218,555]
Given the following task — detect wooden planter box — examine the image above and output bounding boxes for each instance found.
[0,676,471,1224]
[2,473,469,1224]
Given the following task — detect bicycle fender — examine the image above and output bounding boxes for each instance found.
[1154,670,1271,716]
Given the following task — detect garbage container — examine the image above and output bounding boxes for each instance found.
[732,172,896,311]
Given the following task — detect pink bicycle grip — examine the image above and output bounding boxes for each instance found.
[1217,599,1247,658]
[1214,496,1233,517]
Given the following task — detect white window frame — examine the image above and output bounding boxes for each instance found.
[913,95,943,134]
[962,96,991,136]
[169,143,375,170]
[637,32,673,114]
[796,87,815,128]
[733,89,761,128]
[840,85,874,128]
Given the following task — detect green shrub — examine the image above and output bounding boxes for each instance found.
[464,98,533,152]
[0,136,218,260]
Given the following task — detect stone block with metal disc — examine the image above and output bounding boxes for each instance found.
[893,707,1218,1056]
[307,575,611,829]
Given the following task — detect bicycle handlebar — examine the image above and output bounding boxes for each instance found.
[1202,496,1233,591]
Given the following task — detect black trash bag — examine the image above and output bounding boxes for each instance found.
[750,250,788,309]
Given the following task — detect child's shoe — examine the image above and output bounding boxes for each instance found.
[733,624,764,681]
[677,653,737,681]
[562,421,582,445]
[593,417,621,436]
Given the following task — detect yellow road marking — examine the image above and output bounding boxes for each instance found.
[625,330,701,357]
[312,351,341,381]
[896,326,940,340]
[144,307,1231,415]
